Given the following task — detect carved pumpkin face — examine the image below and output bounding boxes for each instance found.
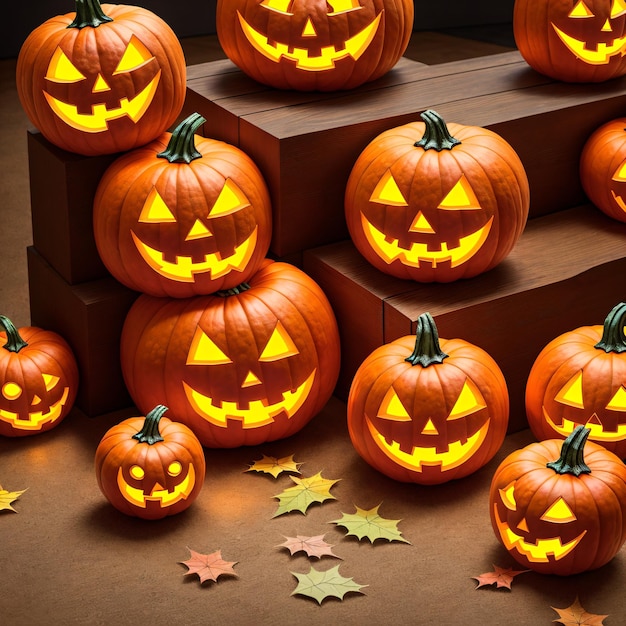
[216,0,414,91]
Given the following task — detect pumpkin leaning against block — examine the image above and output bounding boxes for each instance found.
[526,302,626,458]
[16,0,186,156]
[95,405,206,520]
[93,113,272,298]
[0,315,78,437]
[345,109,530,282]
[347,312,509,484]
[490,426,626,575]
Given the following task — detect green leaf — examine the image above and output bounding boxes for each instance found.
[272,471,339,517]
[330,504,411,544]
[291,564,366,604]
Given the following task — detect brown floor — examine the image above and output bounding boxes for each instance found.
[5,32,626,626]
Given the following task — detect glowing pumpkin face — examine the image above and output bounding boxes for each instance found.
[216,0,414,91]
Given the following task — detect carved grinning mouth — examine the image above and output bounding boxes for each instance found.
[552,24,626,64]
[117,465,195,508]
[0,387,70,431]
[542,407,626,442]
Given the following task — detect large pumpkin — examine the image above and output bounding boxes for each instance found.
[513,0,626,82]
[345,110,530,282]
[490,426,626,575]
[216,0,414,91]
[526,302,626,458]
[120,260,340,448]
[95,405,206,520]
[16,0,186,156]
[347,312,509,484]
[93,113,272,298]
[0,315,79,437]
[580,117,626,223]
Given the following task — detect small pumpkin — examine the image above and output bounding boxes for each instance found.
[580,117,626,223]
[526,302,626,457]
[93,113,272,298]
[490,426,626,575]
[347,312,509,484]
[16,0,186,156]
[345,110,530,282]
[0,315,79,437]
[95,405,206,519]
[216,0,414,91]
[120,260,341,448]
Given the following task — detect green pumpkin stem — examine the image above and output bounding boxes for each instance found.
[405,312,449,367]
[414,109,462,151]
[0,315,28,353]
[133,405,168,445]
[68,0,113,29]
[546,425,592,477]
[214,282,251,297]
[157,113,206,164]
[594,302,626,354]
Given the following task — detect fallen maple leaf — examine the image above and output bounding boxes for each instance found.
[291,564,366,604]
[330,504,410,544]
[472,564,529,590]
[246,454,302,478]
[0,484,27,513]
[278,534,341,560]
[180,548,238,585]
[552,596,608,626]
[272,471,339,517]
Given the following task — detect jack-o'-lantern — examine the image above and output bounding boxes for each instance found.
[526,302,626,458]
[0,315,78,437]
[94,113,272,298]
[95,405,205,519]
[490,426,626,575]
[514,0,626,82]
[16,0,186,156]
[216,0,414,91]
[120,260,340,447]
[347,312,509,484]
[345,110,530,282]
[580,117,626,223]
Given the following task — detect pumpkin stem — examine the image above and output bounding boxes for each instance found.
[405,312,449,367]
[594,302,626,354]
[157,113,206,164]
[214,282,251,297]
[68,0,113,29]
[414,110,462,151]
[546,425,592,477]
[133,405,168,445]
[0,315,28,353]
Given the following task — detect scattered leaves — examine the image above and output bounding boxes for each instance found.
[472,564,529,590]
[180,548,238,585]
[278,534,341,560]
[0,484,27,513]
[272,471,339,517]
[246,454,302,478]
[330,504,410,544]
[291,564,366,604]
[552,596,608,626]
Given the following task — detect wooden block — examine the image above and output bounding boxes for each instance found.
[27,131,118,285]
[303,206,626,433]
[27,246,138,417]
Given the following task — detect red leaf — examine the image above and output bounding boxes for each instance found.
[472,564,529,590]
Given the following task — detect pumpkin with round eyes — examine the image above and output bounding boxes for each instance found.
[514,0,626,82]
[347,312,509,484]
[93,113,272,298]
[120,260,341,448]
[345,110,530,283]
[95,405,205,520]
[526,302,626,457]
[216,0,414,91]
[0,315,79,437]
[580,117,626,223]
[490,426,626,575]
[16,0,186,156]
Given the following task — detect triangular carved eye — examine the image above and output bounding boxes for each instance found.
[438,175,481,211]
[46,47,86,83]
[447,380,486,420]
[42,374,60,392]
[259,322,299,361]
[114,36,154,74]
[186,328,232,365]
[260,0,292,14]
[209,180,250,218]
[607,386,626,411]
[555,371,585,409]
[328,0,361,14]
[611,0,626,18]
[499,481,517,510]
[370,170,408,206]
[139,188,176,223]
[612,160,626,182]
[377,387,412,421]
[541,497,577,523]
[568,0,594,18]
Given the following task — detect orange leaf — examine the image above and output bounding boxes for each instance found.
[472,564,529,590]
[278,534,341,560]
[552,596,608,625]
[180,548,238,585]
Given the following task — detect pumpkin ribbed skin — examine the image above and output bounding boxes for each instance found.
[16,1,186,156]
[216,0,413,91]
[120,260,340,448]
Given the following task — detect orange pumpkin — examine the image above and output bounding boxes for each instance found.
[16,0,186,156]
[345,110,530,282]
